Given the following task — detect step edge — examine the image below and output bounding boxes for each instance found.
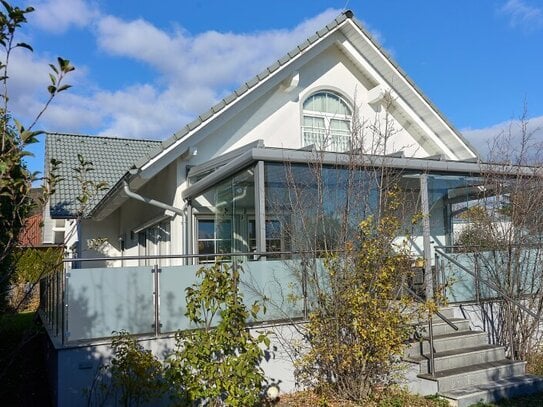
[418,360,526,381]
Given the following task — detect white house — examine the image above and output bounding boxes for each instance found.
[41,10,543,407]
[43,10,480,267]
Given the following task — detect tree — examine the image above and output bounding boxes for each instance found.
[261,94,423,401]
[452,106,543,360]
[0,1,74,312]
[296,189,416,400]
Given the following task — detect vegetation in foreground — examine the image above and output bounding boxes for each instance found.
[0,311,50,406]
[280,388,449,407]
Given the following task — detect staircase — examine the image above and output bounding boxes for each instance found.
[405,307,543,406]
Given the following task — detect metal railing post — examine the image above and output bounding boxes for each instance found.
[62,266,68,346]
[428,312,435,377]
[301,258,308,320]
[474,252,480,305]
[152,263,161,337]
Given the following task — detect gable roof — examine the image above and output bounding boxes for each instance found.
[87,9,480,220]
[130,10,478,173]
[45,133,160,218]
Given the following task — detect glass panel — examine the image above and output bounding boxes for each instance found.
[160,264,209,333]
[193,167,255,260]
[443,248,543,303]
[426,174,485,249]
[303,92,351,115]
[65,266,154,342]
[161,261,304,333]
[265,163,380,252]
[198,241,215,255]
[302,92,352,151]
[198,219,215,239]
[303,93,325,112]
[330,118,349,131]
[240,260,304,321]
[303,115,326,149]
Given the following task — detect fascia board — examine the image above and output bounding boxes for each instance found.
[337,36,457,160]
[251,148,542,177]
[343,19,478,160]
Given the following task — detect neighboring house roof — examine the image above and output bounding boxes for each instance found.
[18,187,44,246]
[83,9,479,219]
[45,133,161,218]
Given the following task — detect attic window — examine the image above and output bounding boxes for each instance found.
[302,91,352,152]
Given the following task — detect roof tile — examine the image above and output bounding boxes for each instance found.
[317,27,329,37]
[46,133,160,218]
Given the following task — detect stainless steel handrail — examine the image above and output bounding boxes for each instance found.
[435,246,542,361]
[60,250,334,264]
[403,285,458,377]
[434,247,538,319]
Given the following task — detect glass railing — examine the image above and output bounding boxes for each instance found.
[435,246,543,303]
[40,252,319,345]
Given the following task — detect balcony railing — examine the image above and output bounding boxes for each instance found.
[39,252,327,346]
[435,245,543,304]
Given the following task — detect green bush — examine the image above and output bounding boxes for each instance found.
[87,330,166,407]
[13,247,62,284]
[166,262,271,406]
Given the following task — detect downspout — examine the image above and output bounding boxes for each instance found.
[123,181,184,216]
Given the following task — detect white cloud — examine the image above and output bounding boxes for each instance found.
[7,47,88,128]
[75,8,342,139]
[462,115,543,161]
[11,7,349,141]
[500,0,543,30]
[31,0,99,34]
[96,8,342,88]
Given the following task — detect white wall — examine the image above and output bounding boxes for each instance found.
[50,324,301,407]
[196,43,428,161]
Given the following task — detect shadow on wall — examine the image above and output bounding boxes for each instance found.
[66,267,155,342]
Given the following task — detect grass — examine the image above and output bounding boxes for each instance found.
[0,311,51,406]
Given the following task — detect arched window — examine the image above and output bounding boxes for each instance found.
[302,91,352,152]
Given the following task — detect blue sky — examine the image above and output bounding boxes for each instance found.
[7,0,543,174]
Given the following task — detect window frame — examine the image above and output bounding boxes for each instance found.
[301,91,353,152]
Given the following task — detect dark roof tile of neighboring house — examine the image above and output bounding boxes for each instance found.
[45,133,161,218]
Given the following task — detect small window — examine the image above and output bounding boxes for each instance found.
[138,221,171,266]
[196,218,232,263]
[302,91,352,152]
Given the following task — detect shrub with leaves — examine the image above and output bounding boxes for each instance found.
[166,262,271,406]
[297,188,415,401]
[0,1,73,311]
[107,330,166,407]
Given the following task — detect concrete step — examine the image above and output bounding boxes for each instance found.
[410,344,506,374]
[409,307,457,324]
[406,330,488,358]
[439,375,543,407]
[413,318,471,337]
[419,359,526,392]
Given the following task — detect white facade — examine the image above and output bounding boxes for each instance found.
[44,14,476,263]
[40,11,489,406]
